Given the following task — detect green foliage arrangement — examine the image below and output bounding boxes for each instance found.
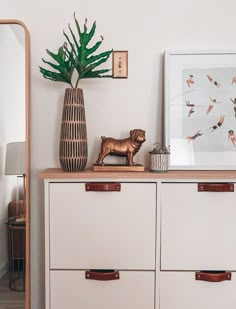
[149,142,170,154]
[39,13,113,88]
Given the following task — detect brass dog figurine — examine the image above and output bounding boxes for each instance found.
[96,129,146,166]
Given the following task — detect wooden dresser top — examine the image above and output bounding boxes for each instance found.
[39,168,236,180]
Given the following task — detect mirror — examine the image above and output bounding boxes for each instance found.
[0,20,30,309]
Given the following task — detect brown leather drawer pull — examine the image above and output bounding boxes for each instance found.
[195,271,231,282]
[85,270,120,281]
[85,182,121,192]
[198,183,234,192]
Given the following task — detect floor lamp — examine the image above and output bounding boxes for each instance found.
[5,141,26,222]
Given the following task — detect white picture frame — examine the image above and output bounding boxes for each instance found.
[164,50,236,170]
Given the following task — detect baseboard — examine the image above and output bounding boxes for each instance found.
[0,262,8,279]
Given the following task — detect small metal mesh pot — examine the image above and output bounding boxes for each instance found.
[150,153,169,172]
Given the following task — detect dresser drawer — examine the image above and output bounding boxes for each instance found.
[50,270,155,309]
[49,182,156,270]
[160,271,236,309]
[161,183,236,270]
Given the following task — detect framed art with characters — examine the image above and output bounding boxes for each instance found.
[164,50,236,170]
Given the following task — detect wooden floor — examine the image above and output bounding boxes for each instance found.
[0,273,25,309]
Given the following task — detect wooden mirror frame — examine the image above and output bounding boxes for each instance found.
[0,19,30,309]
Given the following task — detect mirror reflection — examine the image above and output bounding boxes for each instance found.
[0,23,26,309]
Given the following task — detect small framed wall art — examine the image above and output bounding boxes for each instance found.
[112,51,128,78]
[164,50,236,170]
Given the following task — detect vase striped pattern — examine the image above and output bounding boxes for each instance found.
[59,88,88,172]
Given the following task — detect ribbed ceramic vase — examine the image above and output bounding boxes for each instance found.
[59,88,88,172]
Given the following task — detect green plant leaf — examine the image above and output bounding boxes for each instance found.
[84,50,113,66]
[83,18,88,34]
[83,53,112,74]
[84,21,96,46]
[85,39,103,57]
[66,15,112,84]
[73,12,81,36]
[40,14,113,87]
[39,67,71,84]
[63,31,78,58]
[63,42,76,65]
[45,47,65,65]
[66,26,80,57]
[83,69,112,78]
[39,46,74,86]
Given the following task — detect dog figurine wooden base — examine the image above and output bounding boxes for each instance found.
[95,129,146,166]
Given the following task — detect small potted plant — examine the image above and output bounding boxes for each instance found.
[149,142,170,172]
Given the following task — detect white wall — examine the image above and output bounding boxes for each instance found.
[1,0,236,308]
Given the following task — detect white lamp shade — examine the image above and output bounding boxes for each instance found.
[5,141,26,175]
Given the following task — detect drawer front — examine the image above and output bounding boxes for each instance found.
[161,183,236,270]
[49,182,156,270]
[160,271,236,309]
[50,270,155,309]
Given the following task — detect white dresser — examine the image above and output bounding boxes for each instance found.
[40,168,236,309]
